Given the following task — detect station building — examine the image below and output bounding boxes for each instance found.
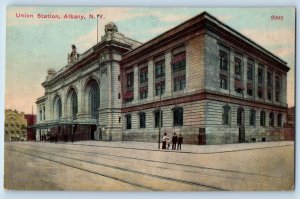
[35,12,289,144]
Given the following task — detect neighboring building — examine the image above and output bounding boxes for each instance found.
[25,114,37,141]
[283,106,295,141]
[4,109,27,141]
[35,12,290,144]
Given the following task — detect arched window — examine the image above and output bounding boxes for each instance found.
[89,83,100,119]
[139,112,146,128]
[71,91,78,120]
[54,96,62,120]
[173,107,183,126]
[277,113,282,127]
[269,112,274,127]
[126,114,132,129]
[222,105,230,125]
[237,108,244,126]
[260,111,266,126]
[250,109,256,126]
[154,110,163,128]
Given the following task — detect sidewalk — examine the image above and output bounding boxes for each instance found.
[71,140,294,154]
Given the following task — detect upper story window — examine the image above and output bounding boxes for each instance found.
[172,46,186,92]
[172,52,186,71]
[222,105,230,125]
[220,75,228,90]
[235,58,242,77]
[219,50,228,71]
[124,71,134,102]
[258,68,264,84]
[155,60,165,78]
[275,75,280,102]
[247,63,253,81]
[258,86,263,99]
[267,71,272,87]
[173,107,183,126]
[247,83,253,96]
[139,67,148,83]
[139,87,148,99]
[155,58,166,96]
[139,65,148,100]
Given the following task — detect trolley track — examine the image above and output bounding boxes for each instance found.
[6,145,227,191]
[19,142,294,181]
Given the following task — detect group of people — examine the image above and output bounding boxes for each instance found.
[162,132,183,150]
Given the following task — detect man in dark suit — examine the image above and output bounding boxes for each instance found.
[172,132,178,150]
[177,134,183,150]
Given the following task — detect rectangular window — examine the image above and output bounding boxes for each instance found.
[174,75,186,91]
[139,87,148,99]
[267,89,272,100]
[275,76,280,102]
[124,72,134,102]
[155,60,165,77]
[172,52,186,71]
[235,79,244,93]
[155,81,165,96]
[172,48,186,92]
[173,107,183,126]
[219,50,228,70]
[126,115,131,129]
[247,84,253,96]
[139,112,146,128]
[235,58,242,76]
[127,72,134,88]
[258,68,264,84]
[154,110,163,128]
[247,64,253,81]
[258,87,263,98]
[139,67,148,83]
[267,72,272,87]
[220,76,228,90]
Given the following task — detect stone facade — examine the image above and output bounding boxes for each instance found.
[120,12,289,145]
[35,12,290,145]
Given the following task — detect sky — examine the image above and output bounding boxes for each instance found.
[5,7,295,114]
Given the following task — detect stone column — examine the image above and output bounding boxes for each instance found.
[133,65,139,103]
[263,66,267,102]
[165,51,172,96]
[148,59,154,101]
[254,61,258,101]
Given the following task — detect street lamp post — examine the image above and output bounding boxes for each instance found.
[158,66,163,150]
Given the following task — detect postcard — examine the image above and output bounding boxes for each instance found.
[4,6,295,191]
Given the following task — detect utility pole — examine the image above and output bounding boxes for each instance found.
[158,65,162,150]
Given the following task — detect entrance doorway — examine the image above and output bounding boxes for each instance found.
[237,108,245,143]
[198,128,206,145]
[90,125,97,140]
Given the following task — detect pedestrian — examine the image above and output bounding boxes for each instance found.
[162,133,167,149]
[177,134,183,150]
[166,134,170,149]
[172,132,177,150]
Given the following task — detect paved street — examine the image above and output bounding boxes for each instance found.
[4,141,294,191]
